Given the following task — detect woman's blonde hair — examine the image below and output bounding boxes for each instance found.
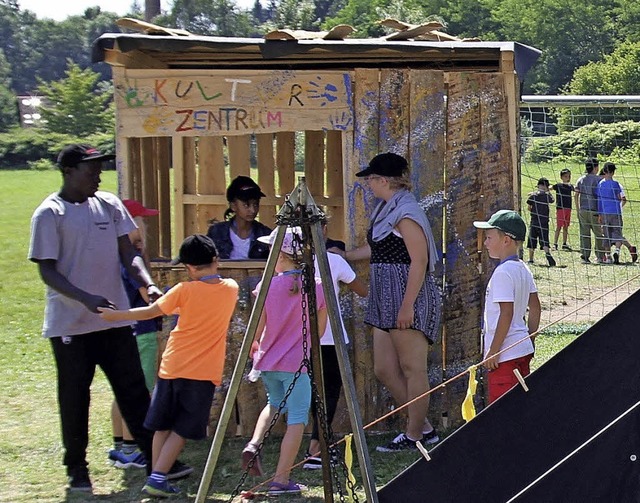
[386,172,412,191]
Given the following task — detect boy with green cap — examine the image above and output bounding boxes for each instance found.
[474,210,541,403]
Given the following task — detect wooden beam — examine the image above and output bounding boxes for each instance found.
[227,135,251,178]
[140,137,159,258]
[198,136,227,230]
[181,194,342,206]
[104,48,168,69]
[183,137,198,235]
[276,132,296,195]
[500,50,521,210]
[305,131,325,198]
[157,137,172,257]
[172,137,185,246]
[256,133,276,228]
[325,130,344,242]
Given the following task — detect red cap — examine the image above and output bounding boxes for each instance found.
[123,199,159,218]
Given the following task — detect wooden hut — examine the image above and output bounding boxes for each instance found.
[93,29,540,435]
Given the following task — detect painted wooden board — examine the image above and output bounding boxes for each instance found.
[379,68,410,156]
[114,69,354,137]
[409,69,447,424]
[444,73,485,421]
[349,68,386,430]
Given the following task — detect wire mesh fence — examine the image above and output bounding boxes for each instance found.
[519,96,640,326]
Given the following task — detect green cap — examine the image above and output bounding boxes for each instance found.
[473,210,526,241]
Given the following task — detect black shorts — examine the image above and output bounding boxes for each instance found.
[527,222,550,250]
[144,377,215,440]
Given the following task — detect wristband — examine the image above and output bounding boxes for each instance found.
[146,283,157,289]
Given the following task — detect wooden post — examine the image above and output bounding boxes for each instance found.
[183,137,198,236]
[305,131,325,199]
[325,130,344,242]
[172,137,185,246]
[156,137,172,257]
[227,135,251,179]
[256,133,276,228]
[276,132,296,195]
[140,137,159,258]
[198,137,227,232]
[500,51,522,210]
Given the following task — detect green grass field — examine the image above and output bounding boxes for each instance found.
[1,166,637,501]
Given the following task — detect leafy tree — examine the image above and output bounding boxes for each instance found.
[492,0,615,94]
[322,0,387,37]
[37,61,114,136]
[557,41,640,129]
[158,0,253,36]
[0,49,17,131]
[265,0,318,30]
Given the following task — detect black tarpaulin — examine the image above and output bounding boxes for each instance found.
[379,289,640,503]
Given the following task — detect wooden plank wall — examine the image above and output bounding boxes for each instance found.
[408,70,447,426]
[346,67,383,433]
[443,73,485,422]
[123,67,517,434]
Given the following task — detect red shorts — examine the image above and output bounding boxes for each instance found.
[488,354,533,403]
[556,208,571,228]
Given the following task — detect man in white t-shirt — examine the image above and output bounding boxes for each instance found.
[474,210,541,403]
[28,144,162,492]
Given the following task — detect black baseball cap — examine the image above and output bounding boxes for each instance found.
[171,234,218,265]
[58,144,115,168]
[226,176,266,202]
[474,210,527,242]
[537,177,550,187]
[355,152,408,178]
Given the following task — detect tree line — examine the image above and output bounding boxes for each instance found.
[1,0,640,137]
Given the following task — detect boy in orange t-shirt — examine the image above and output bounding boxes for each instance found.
[100,234,238,497]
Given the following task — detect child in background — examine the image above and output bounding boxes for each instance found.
[551,169,574,251]
[242,227,327,496]
[107,200,162,470]
[526,177,556,266]
[207,176,271,259]
[596,162,638,264]
[303,216,368,470]
[100,234,238,497]
[474,210,541,403]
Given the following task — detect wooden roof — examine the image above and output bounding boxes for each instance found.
[93,33,540,77]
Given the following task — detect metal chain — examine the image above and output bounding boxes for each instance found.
[230,201,359,501]
[296,213,359,503]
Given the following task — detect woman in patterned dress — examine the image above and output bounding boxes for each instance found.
[332,152,442,452]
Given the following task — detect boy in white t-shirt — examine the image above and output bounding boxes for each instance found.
[474,210,541,403]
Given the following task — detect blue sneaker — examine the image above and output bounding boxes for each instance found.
[113,449,147,469]
[107,449,121,465]
[142,478,181,498]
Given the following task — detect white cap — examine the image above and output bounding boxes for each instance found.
[258,226,303,256]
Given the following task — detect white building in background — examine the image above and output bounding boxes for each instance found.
[17,96,47,127]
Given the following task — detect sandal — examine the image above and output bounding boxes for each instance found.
[267,480,305,496]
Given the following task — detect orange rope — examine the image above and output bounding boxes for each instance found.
[239,273,640,496]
